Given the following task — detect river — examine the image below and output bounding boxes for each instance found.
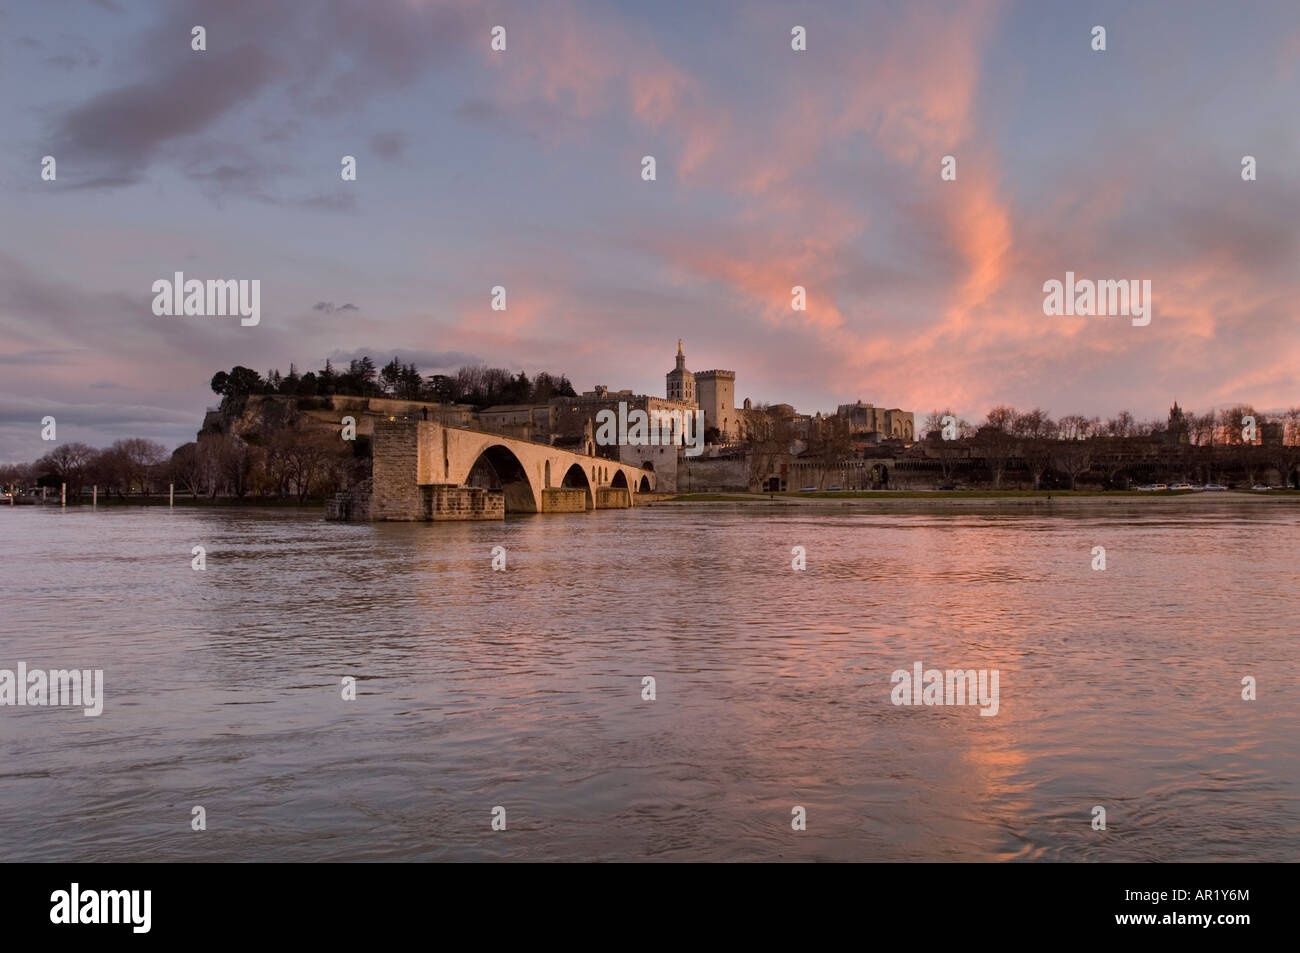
[1,502,1296,861]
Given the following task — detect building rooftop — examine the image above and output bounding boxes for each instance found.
[479,403,548,413]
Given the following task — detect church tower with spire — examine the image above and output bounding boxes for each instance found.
[666,339,696,403]
[1167,401,1190,444]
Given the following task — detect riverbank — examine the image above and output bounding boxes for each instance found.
[1,496,325,508]
[7,488,1297,515]
[656,490,1300,507]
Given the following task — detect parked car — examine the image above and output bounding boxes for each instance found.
[799,485,817,492]
[1152,483,1169,491]
[828,485,842,491]
[1251,484,1271,491]
[1136,484,1156,491]
[1170,483,1193,490]
[1203,484,1227,491]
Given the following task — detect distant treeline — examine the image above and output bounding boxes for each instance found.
[1,437,172,498]
[211,357,578,410]
[919,404,1300,445]
[1,431,368,502]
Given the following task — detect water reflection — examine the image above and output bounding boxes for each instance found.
[0,502,1296,861]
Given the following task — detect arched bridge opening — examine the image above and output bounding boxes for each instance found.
[560,462,595,510]
[467,445,538,513]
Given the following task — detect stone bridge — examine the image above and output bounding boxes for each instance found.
[368,419,655,520]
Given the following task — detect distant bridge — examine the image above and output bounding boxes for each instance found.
[366,419,655,520]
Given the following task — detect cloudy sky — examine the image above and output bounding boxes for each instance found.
[2,0,1298,462]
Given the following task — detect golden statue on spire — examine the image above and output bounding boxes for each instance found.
[677,338,683,355]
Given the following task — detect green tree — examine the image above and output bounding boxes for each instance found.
[425,374,456,402]
[502,371,531,404]
[210,366,263,398]
[380,357,403,396]
[318,359,337,395]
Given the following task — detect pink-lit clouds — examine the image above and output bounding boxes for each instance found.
[1,0,1298,461]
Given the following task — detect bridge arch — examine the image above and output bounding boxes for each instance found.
[561,462,596,510]
[369,420,656,519]
[638,474,651,492]
[466,444,539,513]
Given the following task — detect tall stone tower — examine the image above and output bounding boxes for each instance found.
[695,369,737,440]
[1166,401,1190,445]
[666,339,695,403]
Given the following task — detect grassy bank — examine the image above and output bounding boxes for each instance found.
[664,489,1299,503]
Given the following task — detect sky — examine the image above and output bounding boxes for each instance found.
[2,0,1299,462]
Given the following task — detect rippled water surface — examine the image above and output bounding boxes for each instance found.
[1,502,1297,861]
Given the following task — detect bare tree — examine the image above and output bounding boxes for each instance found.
[933,441,969,484]
[1012,409,1056,489]
[1105,410,1136,438]
[263,432,299,498]
[1052,440,1094,489]
[1220,405,1260,445]
[198,434,256,498]
[1133,417,1159,437]
[805,415,855,488]
[923,408,975,440]
[1056,415,1094,440]
[89,446,129,497]
[985,405,1017,432]
[1271,418,1300,487]
[281,433,340,501]
[0,462,35,494]
[37,442,98,496]
[111,438,168,496]
[976,406,1019,487]
[1188,412,1215,447]
[1284,408,1300,446]
[744,404,795,491]
[169,443,205,498]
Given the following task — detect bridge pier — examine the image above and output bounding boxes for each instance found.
[542,488,590,512]
[596,487,631,509]
[426,485,504,520]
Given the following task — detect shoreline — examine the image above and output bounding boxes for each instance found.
[5,490,1298,515]
[653,491,1300,507]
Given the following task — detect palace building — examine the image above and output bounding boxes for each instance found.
[666,340,740,442]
